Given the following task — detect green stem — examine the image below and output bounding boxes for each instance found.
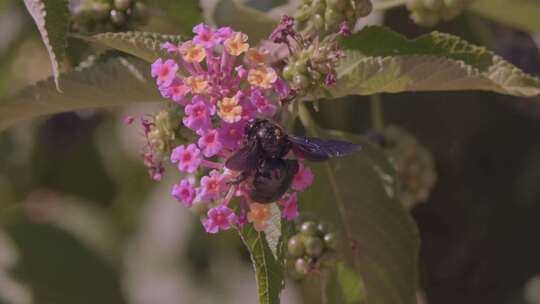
[370,94,384,131]
[373,0,406,11]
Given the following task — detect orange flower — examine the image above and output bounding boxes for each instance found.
[180,41,206,63]
[245,48,269,66]
[224,32,249,56]
[248,67,277,89]
[185,76,208,94]
[218,96,243,123]
[247,203,272,231]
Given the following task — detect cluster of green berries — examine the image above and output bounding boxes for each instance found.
[295,0,372,33]
[71,0,149,33]
[405,0,475,27]
[375,126,437,210]
[282,41,343,92]
[286,219,339,280]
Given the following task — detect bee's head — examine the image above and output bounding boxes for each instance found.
[246,119,290,158]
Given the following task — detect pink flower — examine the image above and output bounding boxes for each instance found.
[172,179,196,207]
[215,27,234,42]
[151,58,178,87]
[160,78,190,105]
[199,170,227,201]
[218,121,246,150]
[278,193,298,220]
[202,206,238,234]
[193,23,217,48]
[251,89,277,115]
[170,144,202,173]
[197,129,223,157]
[274,78,290,99]
[123,116,135,125]
[183,96,214,131]
[292,163,314,191]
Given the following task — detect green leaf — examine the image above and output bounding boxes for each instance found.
[23,0,69,91]
[238,224,284,304]
[330,26,540,97]
[74,32,184,63]
[469,0,540,34]
[0,58,162,131]
[212,0,278,43]
[298,111,419,304]
[333,261,366,304]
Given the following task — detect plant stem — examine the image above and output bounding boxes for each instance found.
[370,94,384,131]
[373,0,406,11]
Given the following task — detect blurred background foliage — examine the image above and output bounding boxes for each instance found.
[2,0,540,303]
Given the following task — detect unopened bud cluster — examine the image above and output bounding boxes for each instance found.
[368,126,437,209]
[271,16,346,96]
[406,0,475,27]
[139,109,184,181]
[282,41,343,92]
[71,0,149,32]
[286,219,339,279]
[295,0,372,34]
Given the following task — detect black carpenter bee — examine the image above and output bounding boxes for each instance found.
[225,119,361,203]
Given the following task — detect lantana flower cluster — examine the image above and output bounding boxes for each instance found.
[149,24,314,234]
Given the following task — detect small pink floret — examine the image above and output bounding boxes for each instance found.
[170,144,202,173]
[172,179,196,207]
[202,206,238,234]
[292,163,314,192]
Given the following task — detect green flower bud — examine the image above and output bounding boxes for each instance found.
[294,59,308,73]
[323,232,339,249]
[355,0,373,18]
[295,5,312,22]
[304,236,324,257]
[283,64,295,81]
[114,0,132,11]
[326,0,346,10]
[293,74,310,89]
[295,258,310,276]
[311,0,326,14]
[324,8,341,28]
[300,221,318,236]
[110,9,127,26]
[287,235,305,257]
[316,222,330,235]
[311,14,325,30]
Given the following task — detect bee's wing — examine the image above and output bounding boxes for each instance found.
[225,142,259,171]
[288,135,361,161]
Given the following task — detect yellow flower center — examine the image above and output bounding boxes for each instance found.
[245,48,269,66]
[248,67,277,89]
[224,33,249,56]
[218,96,243,123]
[180,42,206,63]
[247,203,272,231]
[185,76,208,94]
